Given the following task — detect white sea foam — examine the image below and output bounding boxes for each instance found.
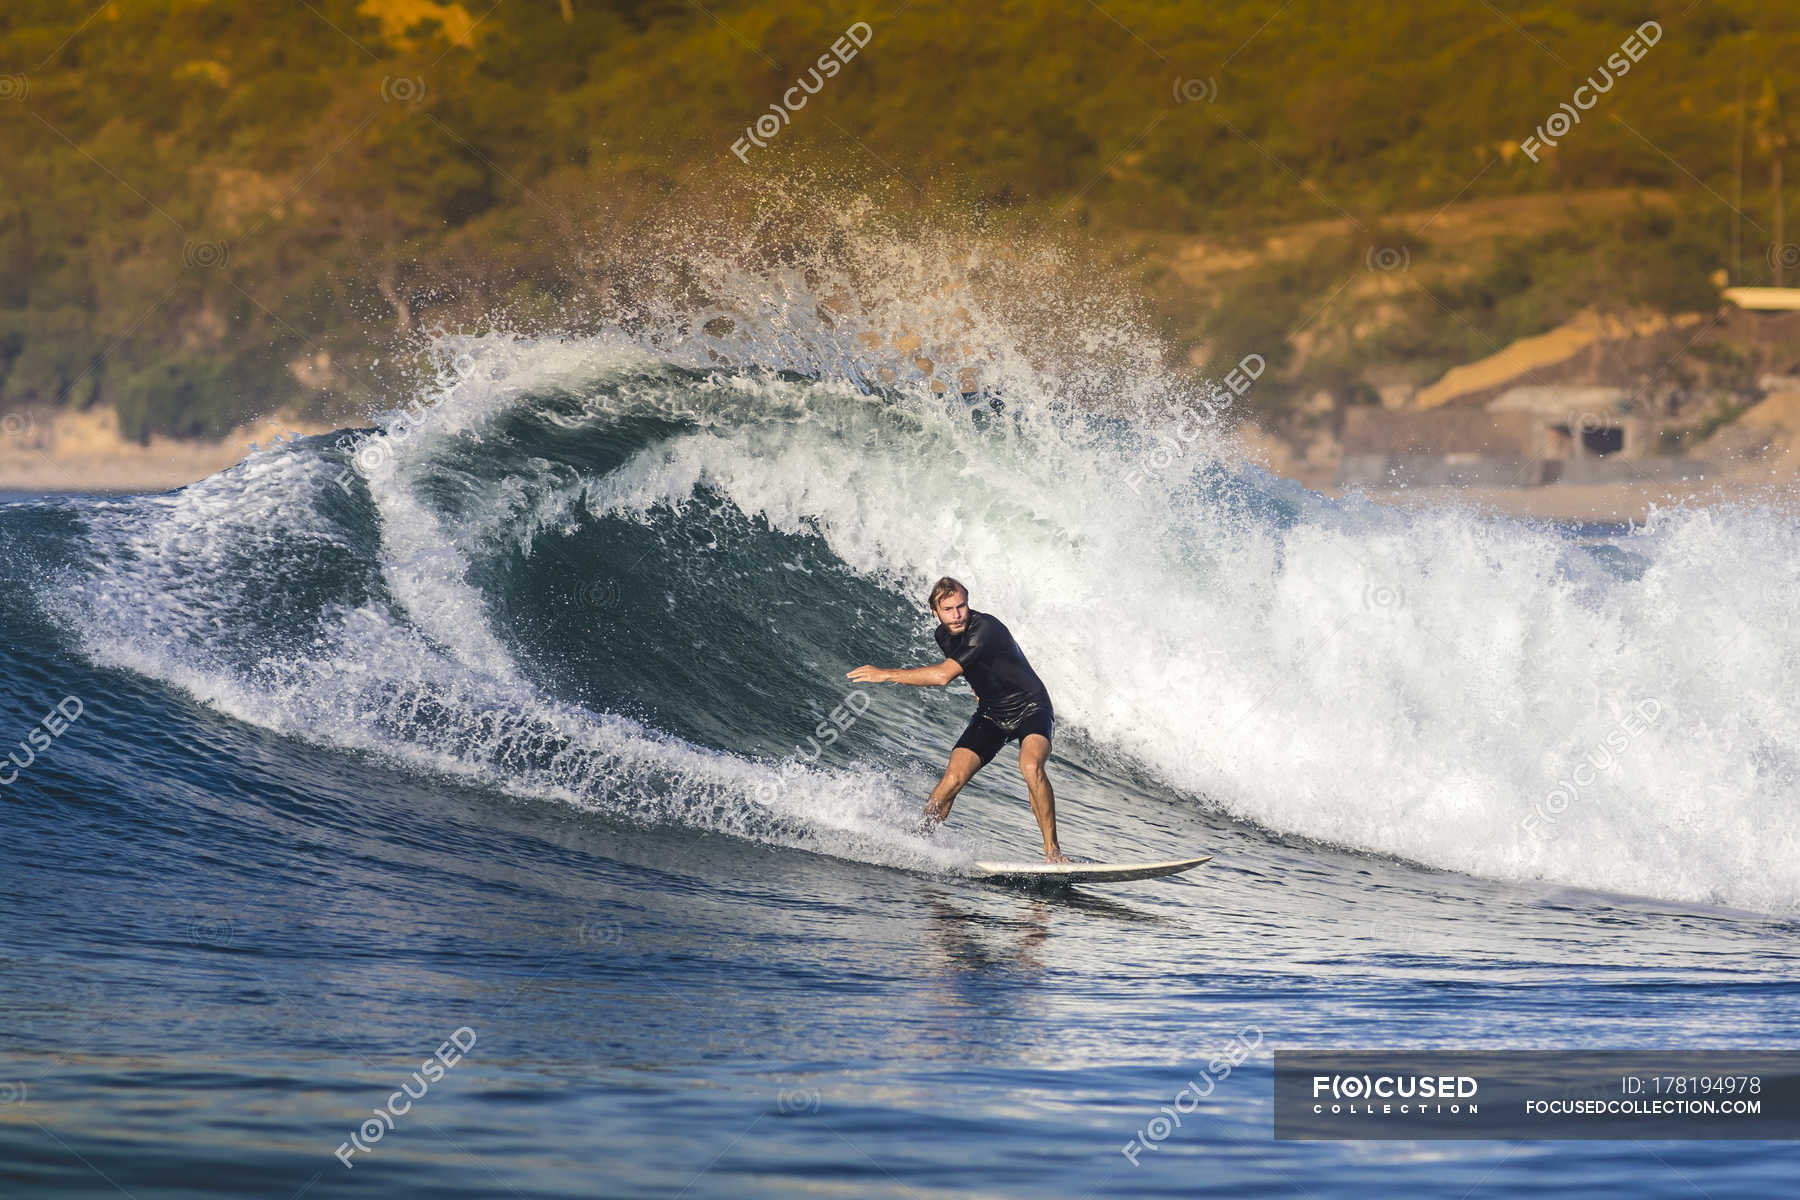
[48,216,1800,911]
[53,423,969,875]
[485,332,1799,915]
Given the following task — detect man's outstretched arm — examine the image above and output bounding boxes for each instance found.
[847,659,963,687]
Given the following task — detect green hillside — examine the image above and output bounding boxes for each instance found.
[3,0,1798,439]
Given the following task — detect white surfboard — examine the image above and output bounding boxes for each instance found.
[968,854,1212,884]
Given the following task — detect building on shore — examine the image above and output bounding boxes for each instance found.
[1337,384,1703,489]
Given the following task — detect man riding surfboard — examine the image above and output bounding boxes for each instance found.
[849,577,1068,863]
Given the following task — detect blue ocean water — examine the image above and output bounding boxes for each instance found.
[5,337,1800,1197]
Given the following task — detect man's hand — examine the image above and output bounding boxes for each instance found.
[846,665,890,684]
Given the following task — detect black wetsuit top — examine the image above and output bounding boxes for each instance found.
[934,610,1052,729]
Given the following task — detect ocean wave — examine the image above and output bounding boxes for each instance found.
[13,228,1800,913]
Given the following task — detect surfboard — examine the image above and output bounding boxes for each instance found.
[968,854,1212,885]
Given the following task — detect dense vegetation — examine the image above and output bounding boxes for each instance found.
[2,1,1797,439]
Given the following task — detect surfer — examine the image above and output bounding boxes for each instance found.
[848,578,1068,863]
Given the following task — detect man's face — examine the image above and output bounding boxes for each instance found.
[935,590,970,634]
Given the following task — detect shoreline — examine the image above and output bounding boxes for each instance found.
[0,408,335,496]
[1336,479,1799,523]
[7,410,1796,523]
[9,453,1788,524]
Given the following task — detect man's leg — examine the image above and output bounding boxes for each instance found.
[1017,734,1067,862]
[922,747,985,830]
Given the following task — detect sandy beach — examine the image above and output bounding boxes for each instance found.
[0,407,336,495]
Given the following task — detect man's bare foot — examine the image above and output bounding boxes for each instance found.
[1044,850,1071,864]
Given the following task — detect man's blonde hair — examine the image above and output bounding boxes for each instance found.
[927,576,967,613]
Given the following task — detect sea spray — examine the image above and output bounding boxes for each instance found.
[43,213,1800,914]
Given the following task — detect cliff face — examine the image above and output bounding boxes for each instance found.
[7,2,1795,445]
[1409,312,1707,410]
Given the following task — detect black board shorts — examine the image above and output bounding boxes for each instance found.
[953,706,1054,767]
